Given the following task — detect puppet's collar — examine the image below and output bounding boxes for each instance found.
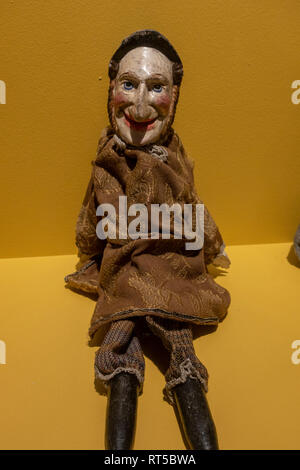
[112,134,168,162]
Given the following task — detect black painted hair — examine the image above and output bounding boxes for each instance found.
[108,30,183,86]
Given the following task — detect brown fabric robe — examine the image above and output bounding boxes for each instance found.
[65,127,231,338]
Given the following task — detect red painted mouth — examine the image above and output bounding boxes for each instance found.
[124,113,157,131]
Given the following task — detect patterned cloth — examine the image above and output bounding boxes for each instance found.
[94,315,208,405]
[64,126,230,405]
[64,126,231,338]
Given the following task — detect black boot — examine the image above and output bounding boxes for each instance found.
[105,372,139,450]
[173,377,219,450]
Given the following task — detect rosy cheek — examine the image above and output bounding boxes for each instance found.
[113,92,130,108]
[154,94,171,115]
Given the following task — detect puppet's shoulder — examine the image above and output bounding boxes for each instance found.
[170,130,196,180]
[96,126,115,154]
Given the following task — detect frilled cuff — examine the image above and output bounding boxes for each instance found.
[163,358,209,405]
[211,243,231,269]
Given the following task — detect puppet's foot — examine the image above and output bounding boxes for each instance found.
[173,377,219,450]
[105,372,139,450]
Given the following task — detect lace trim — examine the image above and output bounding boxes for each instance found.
[163,358,208,405]
[94,365,144,396]
[64,259,96,282]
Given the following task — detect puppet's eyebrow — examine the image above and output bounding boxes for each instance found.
[146,73,169,83]
[118,72,169,83]
[118,72,139,81]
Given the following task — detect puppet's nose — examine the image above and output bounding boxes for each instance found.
[132,85,152,122]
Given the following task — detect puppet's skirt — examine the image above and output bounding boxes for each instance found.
[94,315,208,405]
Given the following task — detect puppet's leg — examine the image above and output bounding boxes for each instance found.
[146,316,218,450]
[94,319,144,450]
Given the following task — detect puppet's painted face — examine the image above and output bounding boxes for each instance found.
[111,47,174,146]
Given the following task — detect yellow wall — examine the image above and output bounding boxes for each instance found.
[1,0,299,258]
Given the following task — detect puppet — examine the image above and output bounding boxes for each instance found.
[65,30,231,450]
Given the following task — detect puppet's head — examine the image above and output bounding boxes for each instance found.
[107,30,183,147]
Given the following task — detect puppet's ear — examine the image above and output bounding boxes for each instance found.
[162,84,181,138]
[172,61,184,86]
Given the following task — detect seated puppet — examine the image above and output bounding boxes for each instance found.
[65,30,231,450]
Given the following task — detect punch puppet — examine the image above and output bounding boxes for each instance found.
[65,30,231,450]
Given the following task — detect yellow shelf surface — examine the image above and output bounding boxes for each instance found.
[0,242,299,450]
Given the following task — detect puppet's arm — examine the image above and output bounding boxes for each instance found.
[177,135,230,269]
[211,242,231,269]
[64,165,106,294]
[75,165,106,264]
[203,205,231,269]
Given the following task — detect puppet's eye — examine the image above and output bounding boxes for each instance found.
[123,81,134,90]
[152,84,163,93]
